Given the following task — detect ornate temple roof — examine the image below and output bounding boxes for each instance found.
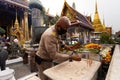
[0,0,29,9]
[92,2,105,32]
[29,0,43,10]
[0,0,29,27]
[61,1,94,31]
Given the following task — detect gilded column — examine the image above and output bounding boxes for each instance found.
[24,11,29,41]
[21,18,25,37]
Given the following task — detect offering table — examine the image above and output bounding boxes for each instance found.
[44,59,101,80]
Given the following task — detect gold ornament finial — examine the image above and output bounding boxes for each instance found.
[64,0,66,2]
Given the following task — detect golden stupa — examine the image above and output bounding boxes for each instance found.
[92,2,106,32]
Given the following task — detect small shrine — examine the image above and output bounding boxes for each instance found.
[10,11,25,44]
[0,0,30,44]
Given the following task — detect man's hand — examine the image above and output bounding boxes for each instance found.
[71,53,81,61]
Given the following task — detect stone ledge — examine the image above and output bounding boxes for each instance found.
[17,72,40,80]
[105,45,120,80]
[6,57,23,65]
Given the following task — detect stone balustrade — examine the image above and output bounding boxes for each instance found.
[106,45,120,80]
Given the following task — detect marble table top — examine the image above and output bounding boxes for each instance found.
[44,59,101,80]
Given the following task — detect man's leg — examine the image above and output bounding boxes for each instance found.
[36,61,52,80]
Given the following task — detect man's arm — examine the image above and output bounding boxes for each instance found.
[44,35,69,63]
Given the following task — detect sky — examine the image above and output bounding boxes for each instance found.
[36,0,120,33]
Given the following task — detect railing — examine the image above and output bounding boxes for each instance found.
[105,45,120,80]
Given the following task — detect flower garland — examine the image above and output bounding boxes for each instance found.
[85,43,102,49]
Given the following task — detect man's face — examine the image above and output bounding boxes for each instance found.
[57,27,67,35]
[56,16,70,35]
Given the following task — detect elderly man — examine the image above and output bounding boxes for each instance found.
[35,16,81,80]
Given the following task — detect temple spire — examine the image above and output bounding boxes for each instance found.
[72,1,76,9]
[103,15,105,26]
[14,10,19,29]
[93,1,101,25]
[92,0,105,32]
[103,15,106,30]
[95,0,98,13]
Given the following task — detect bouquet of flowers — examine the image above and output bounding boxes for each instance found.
[99,47,112,64]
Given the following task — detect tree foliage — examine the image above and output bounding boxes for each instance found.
[0,27,5,34]
[50,15,59,25]
[100,32,110,44]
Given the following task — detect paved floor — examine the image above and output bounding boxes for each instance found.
[7,62,33,79]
